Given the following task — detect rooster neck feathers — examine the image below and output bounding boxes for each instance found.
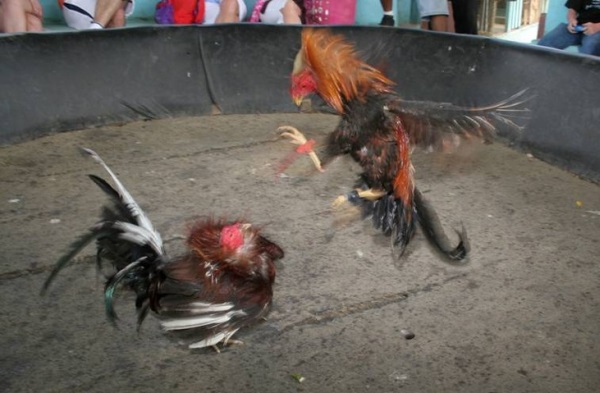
[293,28,395,114]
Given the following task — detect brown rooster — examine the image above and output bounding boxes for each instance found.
[281,28,529,261]
[42,148,284,351]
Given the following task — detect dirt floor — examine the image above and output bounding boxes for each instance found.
[1,113,599,393]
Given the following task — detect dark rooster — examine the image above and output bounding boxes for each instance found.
[280,28,529,261]
[42,148,284,351]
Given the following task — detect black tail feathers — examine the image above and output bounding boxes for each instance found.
[371,194,417,258]
[349,190,416,258]
[42,148,165,328]
[413,188,470,263]
[348,185,469,262]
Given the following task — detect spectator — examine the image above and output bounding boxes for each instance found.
[451,0,478,35]
[249,0,292,24]
[380,0,394,26]
[0,0,43,33]
[251,0,354,25]
[538,0,600,56]
[59,0,134,29]
[206,0,247,24]
[418,0,449,32]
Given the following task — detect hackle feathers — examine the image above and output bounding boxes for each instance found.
[295,28,394,113]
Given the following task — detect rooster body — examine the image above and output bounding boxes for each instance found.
[43,149,284,350]
[287,28,529,259]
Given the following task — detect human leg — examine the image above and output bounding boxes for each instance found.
[25,0,43,31]
[380,0,394,26]
[106,6,125,27]
[418,0,449,31]
[94,0,126,26]
[429,14,448,31]
[579,31,600,56]
[451,0,478,34]
[538,23,581,50]
[281,0,301,24]
[214,0,246,23]
[0,0,43,32]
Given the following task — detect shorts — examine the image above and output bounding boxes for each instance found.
[62,0,134,29]
[204,0,248,24]
[260,0,287,24]
[417,0,448,19]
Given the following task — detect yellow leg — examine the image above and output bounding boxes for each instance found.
[331,188,386,209]
[277,126,323,172]
[357,189,386,200]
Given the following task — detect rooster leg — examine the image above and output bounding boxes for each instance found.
[212,339,244,353]
[332,188,386,209]
[224,339,245,347]
[277,126,323,172]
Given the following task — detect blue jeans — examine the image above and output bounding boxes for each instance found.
[538,23,600,56]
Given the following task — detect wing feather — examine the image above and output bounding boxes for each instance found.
[385,89,533,151]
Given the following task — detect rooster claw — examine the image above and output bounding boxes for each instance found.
[277,126,308,145]
[332,195,349,209]
[277,126,324,172]
[211,339,245,354]
[332,190,364,210]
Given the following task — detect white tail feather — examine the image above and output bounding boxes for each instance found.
[112,221,164,256]
[160,310,247,331]
[81,147,163,251]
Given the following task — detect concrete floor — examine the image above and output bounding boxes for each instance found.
[1,113,599,393]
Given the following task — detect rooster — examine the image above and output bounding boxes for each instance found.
[42,148,284,351]
[281,28,529,260]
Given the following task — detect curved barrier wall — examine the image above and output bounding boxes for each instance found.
[1,25,599,182]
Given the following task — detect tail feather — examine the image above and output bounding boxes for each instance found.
[43,148,166,329]
[348,184,469,262]
[104,257,148,324]
[413,188,469,262]
[41,230,100,295]
[80,147,163,252]
[370,194,417,258]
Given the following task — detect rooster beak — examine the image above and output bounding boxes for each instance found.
[293,96,303,107]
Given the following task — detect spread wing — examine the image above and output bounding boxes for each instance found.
[384,89,533,152]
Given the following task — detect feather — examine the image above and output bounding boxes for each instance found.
[160,309,247,330]
[41,230,100,295]
[295,28,394,113]
[44,148,284,351]
[104,257,147,323]
[384,89,533,151]
[80,147,163,252]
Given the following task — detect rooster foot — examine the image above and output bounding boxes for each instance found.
[332,188,386,209]
[357,188,387,201]
[332,195,349,209]
[211,339,245,354]
[277,126,323,172]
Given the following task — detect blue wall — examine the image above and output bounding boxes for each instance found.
[544,0,566,33]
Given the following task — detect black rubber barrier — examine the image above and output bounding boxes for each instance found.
[1,25,599,182]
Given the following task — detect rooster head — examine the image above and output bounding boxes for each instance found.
[220,223,247,252]
[289,28,395,114]
[290,51,317,107]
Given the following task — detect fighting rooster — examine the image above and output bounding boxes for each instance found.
[281,28,529,260]
[42,148,284,351]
